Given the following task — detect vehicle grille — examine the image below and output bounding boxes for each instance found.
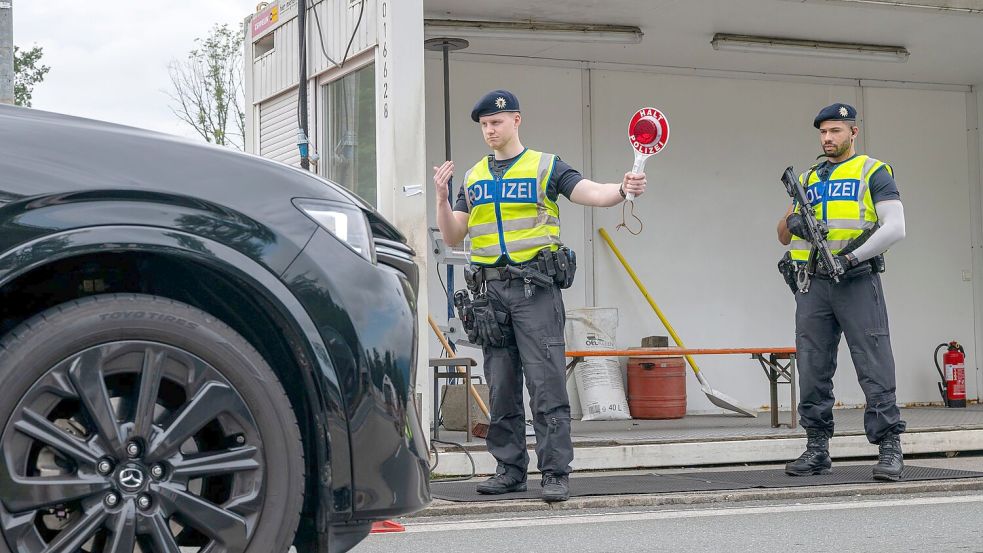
[374,238,418,293]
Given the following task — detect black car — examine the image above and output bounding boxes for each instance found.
[0,105,430,553]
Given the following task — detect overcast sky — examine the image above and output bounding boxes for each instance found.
[13,1,259,140]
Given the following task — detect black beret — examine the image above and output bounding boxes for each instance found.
[471,89,520,122]
[814,103,857,128]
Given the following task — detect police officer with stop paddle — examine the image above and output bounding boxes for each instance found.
[434,89,647,502]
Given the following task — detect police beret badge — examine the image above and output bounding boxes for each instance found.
[471,89,520,122]
[814,103,857,128]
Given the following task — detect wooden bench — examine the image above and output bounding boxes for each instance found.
[565,347,798,428]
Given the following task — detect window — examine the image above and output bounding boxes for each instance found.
[253,33,274,58]
[321,64,376,206]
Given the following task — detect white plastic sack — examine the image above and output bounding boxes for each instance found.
[566,369,583,420]
[564,307,631,421]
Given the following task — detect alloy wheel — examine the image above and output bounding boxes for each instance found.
[0,341,265,553]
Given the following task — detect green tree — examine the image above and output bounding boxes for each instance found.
[14,45,50,107]
[167,24,245,149]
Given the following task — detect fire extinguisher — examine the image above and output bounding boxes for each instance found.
[935,341,966,408]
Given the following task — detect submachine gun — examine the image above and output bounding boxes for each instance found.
[781,166,844,291]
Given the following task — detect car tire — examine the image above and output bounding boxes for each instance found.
[0,294,304,553]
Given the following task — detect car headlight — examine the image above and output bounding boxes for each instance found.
[293,199,375,263]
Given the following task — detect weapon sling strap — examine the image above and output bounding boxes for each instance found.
[801,167,819,276]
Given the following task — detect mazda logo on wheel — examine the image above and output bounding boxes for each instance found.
[118,468,145,490]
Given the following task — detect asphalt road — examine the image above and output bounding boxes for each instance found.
[351,491,983,553]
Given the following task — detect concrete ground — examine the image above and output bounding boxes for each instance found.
[430,405,983,475]
[421,448,983,518]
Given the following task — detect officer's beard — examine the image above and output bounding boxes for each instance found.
[822,140,851,159]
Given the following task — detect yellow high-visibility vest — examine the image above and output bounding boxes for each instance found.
[789,154,890,263]
[463,148,561,265]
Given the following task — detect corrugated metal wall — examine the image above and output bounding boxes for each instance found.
[253,18,299,102]
[251,0,378,104]
[259,89,301,166]
[307,0,377,77]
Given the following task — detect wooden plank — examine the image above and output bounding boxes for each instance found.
[566,347,796,357]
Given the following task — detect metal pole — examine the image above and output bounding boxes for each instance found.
[442,45,451,164]
[424,37,468,320]
[0,0,13,105]
[441,44,455,320]
[297,0,310,170]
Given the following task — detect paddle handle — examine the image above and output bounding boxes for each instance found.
[627,153,649,201]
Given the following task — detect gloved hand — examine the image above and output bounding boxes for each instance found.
[786,213,810,239]
[835,253,859,271]
[473,297,505,348]
[479,314,504,347]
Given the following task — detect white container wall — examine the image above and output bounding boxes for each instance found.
[426,57,980,414]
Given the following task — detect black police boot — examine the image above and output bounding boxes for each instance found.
[872,434,904,482]
[541,472,569,503]
[785,428,832,476]
[476,472,527,495]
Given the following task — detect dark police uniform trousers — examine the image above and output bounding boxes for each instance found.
[481,276,573,480]
[795,267,906,443]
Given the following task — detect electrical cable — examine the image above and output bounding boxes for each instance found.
[429,264,479,484]
[429,439,477,482]
[339,0,366,68]
[309,0,365,69]
[310,1,341,67]
[428,348,477,483]
[299,0,366,172]
[434,260,455,306]
[433,260,460,387]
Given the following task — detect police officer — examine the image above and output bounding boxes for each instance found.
[777,103,908,481]
[434,89,647,502]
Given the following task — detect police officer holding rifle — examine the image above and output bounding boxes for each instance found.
[777,103,908,481]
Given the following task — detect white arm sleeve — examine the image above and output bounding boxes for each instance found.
[852,200,906,262]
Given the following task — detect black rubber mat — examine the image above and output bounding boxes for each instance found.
[431,465,983,502]
[674,465,983,488]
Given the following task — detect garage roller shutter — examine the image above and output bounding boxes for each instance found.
[259,90,300,166]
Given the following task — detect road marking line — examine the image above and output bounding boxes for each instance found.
[397,494,983,533]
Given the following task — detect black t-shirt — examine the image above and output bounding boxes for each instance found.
[452,151,583,213]
[811,155,900,203]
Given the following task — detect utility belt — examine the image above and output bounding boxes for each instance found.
[777,227,884,294]
[813,255,885,280]
[778,252,885,293]
[464,247,577,294]
[455,247,576,347]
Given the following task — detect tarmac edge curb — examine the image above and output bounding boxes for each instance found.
[410,477,983,518]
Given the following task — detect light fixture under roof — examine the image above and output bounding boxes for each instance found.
[711,33,910,62]
[424,19,644,45]
[786,0,983,15]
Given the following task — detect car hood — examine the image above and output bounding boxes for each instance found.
[0,105,405,243]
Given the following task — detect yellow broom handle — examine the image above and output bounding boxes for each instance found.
[598,227,703,375]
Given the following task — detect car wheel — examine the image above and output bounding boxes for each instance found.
[0,294,304,553]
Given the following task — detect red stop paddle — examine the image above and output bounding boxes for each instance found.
[627,107,670,201]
